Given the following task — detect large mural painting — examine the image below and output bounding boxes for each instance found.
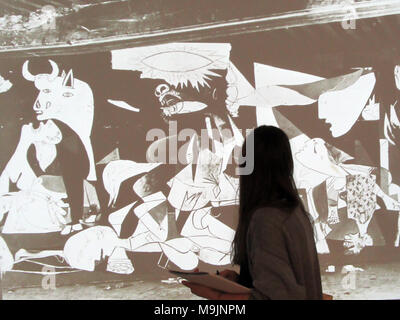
[0,41,399,281]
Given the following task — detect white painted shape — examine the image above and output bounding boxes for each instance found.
[318,72,376,137]
[380,139,389,170]
[254,63,324,86]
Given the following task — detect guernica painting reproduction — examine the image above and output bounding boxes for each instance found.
[1,0,400,299]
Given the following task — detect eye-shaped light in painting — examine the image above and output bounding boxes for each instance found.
[111,43,231,90]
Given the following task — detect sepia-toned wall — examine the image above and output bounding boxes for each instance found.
[1,0,400,296]
[1,35,400,291]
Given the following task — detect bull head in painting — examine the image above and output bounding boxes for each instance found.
[22,60,94,135]
[22,59,97,181]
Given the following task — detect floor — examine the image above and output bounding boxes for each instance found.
[2,262,400,300]
[2,278,203,300]
[320,262,400,300]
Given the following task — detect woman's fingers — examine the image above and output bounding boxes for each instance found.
[219,270,233,276]
[323,293,333,300]
[218,269,239,281]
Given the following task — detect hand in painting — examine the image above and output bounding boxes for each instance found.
[343,232,373,254]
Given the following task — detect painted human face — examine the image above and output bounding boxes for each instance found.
[318,72,376,137]
[63,226,120,272]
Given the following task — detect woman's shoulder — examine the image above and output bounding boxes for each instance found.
[250,205,292,228]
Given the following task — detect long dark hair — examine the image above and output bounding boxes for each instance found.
[232,125,304,266]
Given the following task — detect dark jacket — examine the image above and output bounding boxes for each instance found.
[239,205,323,300]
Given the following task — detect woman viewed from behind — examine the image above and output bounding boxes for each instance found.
[183,125,325,300]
